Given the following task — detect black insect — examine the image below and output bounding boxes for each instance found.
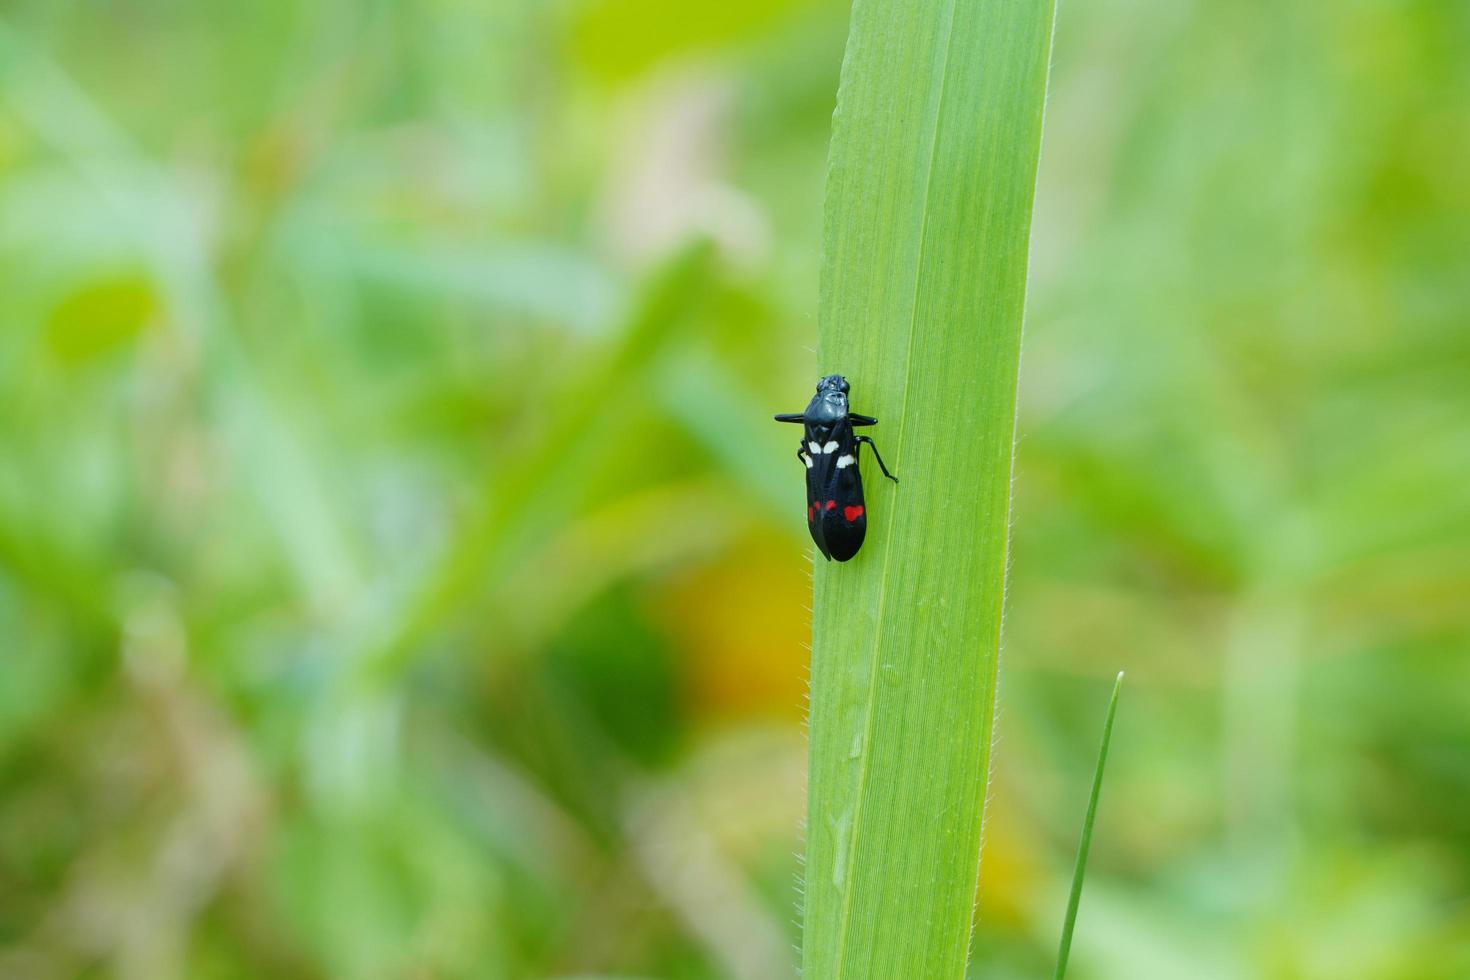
[775,374,897,562]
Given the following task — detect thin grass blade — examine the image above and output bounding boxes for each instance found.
[1053,671,1125,980]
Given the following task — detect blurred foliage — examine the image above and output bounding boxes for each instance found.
[0,1,1466,979]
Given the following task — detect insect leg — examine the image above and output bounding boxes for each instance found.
[797,446,811,467]
[855,435,898,483]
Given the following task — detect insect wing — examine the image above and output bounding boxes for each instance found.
[816,427,866,562]
[804,424,833,560]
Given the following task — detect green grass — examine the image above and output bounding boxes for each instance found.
[802,0,1058,976]
[1054,671,1124,980]
[5,2,1469,977]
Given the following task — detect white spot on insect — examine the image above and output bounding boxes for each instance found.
[836,454,856,468]
[822,441,839,454]
[809,441,822,455]
[804,455,814,468]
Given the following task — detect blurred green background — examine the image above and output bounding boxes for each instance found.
[1,1,1467,978]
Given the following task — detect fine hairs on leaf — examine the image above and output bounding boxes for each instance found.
[1053,671,1125,980]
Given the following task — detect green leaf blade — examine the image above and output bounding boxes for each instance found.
[804,0,1058,976]
[1054,672,1125,980]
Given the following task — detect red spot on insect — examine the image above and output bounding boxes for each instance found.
[844,505,865,522]
[825,500,837,511]
[807,503,816,522]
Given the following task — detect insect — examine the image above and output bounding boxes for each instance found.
[775,374,897,562]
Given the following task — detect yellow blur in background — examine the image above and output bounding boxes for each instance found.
[1,2,1467,978]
